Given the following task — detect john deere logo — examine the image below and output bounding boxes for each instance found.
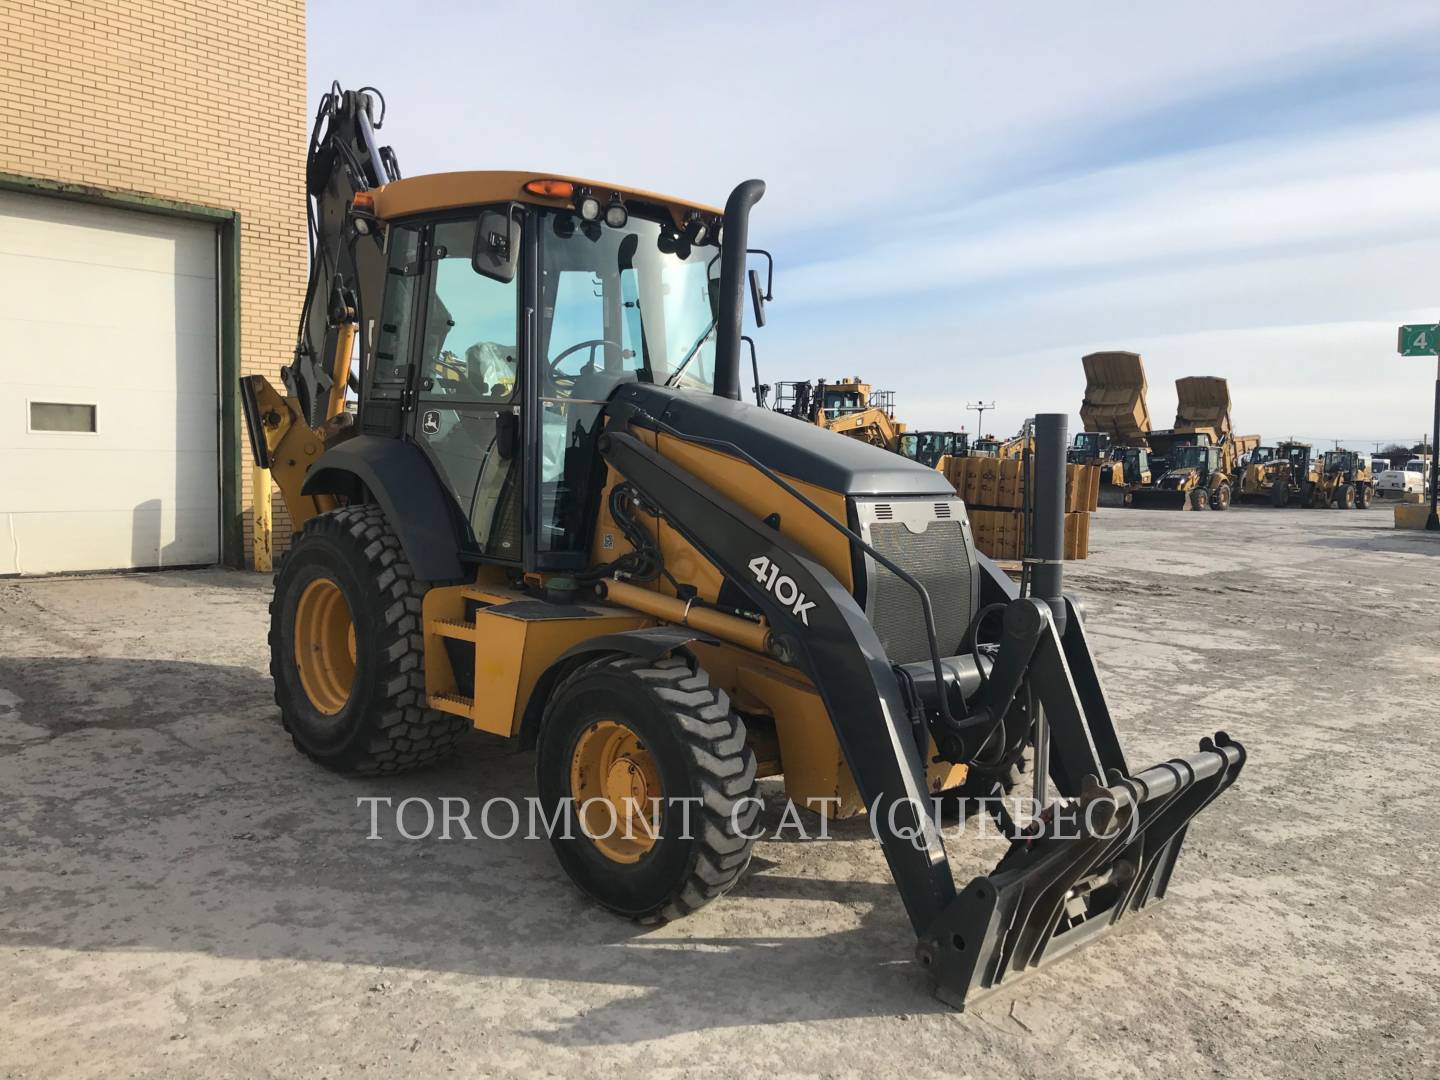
[422,411,440,435]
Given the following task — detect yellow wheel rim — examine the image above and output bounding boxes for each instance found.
[570,720,662,863]
[293,577,356,715]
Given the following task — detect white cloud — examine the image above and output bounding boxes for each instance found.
[309,0,1440,441]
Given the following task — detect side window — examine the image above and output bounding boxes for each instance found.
[372,224,422,388]
[421,220,519,403]
[414,217,522,561]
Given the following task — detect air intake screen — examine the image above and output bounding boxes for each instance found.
[866,520,973,664]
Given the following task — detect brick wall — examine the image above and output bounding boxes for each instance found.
[1,0,307,566]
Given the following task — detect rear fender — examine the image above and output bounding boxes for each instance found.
[301,436,469,582]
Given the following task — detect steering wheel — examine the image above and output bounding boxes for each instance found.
[549,338,623,375]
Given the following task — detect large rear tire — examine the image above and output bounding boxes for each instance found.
[536,654,758,922]
[270,504,468,774]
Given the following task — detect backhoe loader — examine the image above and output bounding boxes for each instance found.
[1128,376,1258,510]
[243,84,1246,1010]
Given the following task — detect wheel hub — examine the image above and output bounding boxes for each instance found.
[293,577,356,715]
[570,720,661,863]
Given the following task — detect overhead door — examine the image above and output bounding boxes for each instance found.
[0,191,219,574]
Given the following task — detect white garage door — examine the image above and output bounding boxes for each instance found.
[0,192,220,574]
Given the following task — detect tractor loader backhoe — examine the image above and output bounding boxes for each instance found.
[243,84,1247,1010]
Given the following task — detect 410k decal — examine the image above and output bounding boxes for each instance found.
[748,555,816,626]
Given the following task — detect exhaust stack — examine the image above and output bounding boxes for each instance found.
[713,179,766,401]
[1031,413,1068,634]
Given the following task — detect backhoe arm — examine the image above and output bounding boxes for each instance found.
[241,83,400,530]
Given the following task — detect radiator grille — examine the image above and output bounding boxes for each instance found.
[858,498,976,665]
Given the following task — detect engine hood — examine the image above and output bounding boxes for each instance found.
[608,383,955,498]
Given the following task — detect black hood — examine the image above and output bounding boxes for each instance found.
[609,383,955,498]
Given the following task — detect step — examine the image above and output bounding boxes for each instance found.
[431,692,474,718]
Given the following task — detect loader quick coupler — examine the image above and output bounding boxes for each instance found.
[918,733,1245,1009]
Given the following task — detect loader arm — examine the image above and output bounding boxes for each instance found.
[602,405,1246,1007]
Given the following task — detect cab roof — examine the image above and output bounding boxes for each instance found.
[370,170,722,227]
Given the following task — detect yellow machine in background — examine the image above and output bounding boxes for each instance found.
[1129,376,1258,511]
[773,376,906,448]
[1074,351,1153,505]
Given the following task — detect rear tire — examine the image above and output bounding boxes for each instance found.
[1356,484,1372,509]
[270,505,468,774]
[536,654,758,922]
[1336,484,1355,510]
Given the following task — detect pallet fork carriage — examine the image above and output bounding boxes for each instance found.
[243,84,1247,1009]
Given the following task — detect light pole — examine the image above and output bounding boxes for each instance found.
[967,401,995,438]
[1429,356,1439,530]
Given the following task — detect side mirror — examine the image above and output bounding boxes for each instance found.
[748,268,767,327]
[473,205,520,282]
[496,410,518,460]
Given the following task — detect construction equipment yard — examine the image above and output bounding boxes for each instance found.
[2,506,1435,1079]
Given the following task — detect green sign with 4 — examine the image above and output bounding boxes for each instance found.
[1398,324,1440,356]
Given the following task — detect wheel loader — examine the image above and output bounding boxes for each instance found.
[1309,449,1374,509]
[1266,441,1321,507]
[243,84,1246,1010]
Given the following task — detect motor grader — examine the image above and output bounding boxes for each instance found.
[243,84,1245,1009]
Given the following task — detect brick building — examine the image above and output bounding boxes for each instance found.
[0,0,306,572]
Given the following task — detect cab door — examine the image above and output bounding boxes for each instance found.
[407,215,524,561]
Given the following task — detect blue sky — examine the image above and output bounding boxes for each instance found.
[310,0,1440,447]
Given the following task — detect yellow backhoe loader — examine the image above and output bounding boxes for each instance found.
[243,84,1246,1010]
[1128,376,1258,510]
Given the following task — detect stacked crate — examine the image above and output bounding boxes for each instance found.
[943,457,1101,560]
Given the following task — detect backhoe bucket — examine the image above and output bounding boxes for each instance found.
[920,733,1246,1009]
[1127,486,1193,510]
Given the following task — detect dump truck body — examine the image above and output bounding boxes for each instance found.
[1079,351,1151,443]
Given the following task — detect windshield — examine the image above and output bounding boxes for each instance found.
[1173,445,1210,469]
[1284,446,1309,465]
[1074,432,1105,453]
[1407,460,1426,473]
[822,390,863,416]
[537,208,720,397]
[1251,447,1275,463]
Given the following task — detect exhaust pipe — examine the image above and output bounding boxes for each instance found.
[713,179,766,401]
[1032,413,1068,634]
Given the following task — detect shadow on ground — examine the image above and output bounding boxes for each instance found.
[0,656,947,1042]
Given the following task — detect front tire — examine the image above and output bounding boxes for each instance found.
[1211,482,1232,511]
[270,505,468,774]
[536,654,758,922]
[1189,488,1209,511]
